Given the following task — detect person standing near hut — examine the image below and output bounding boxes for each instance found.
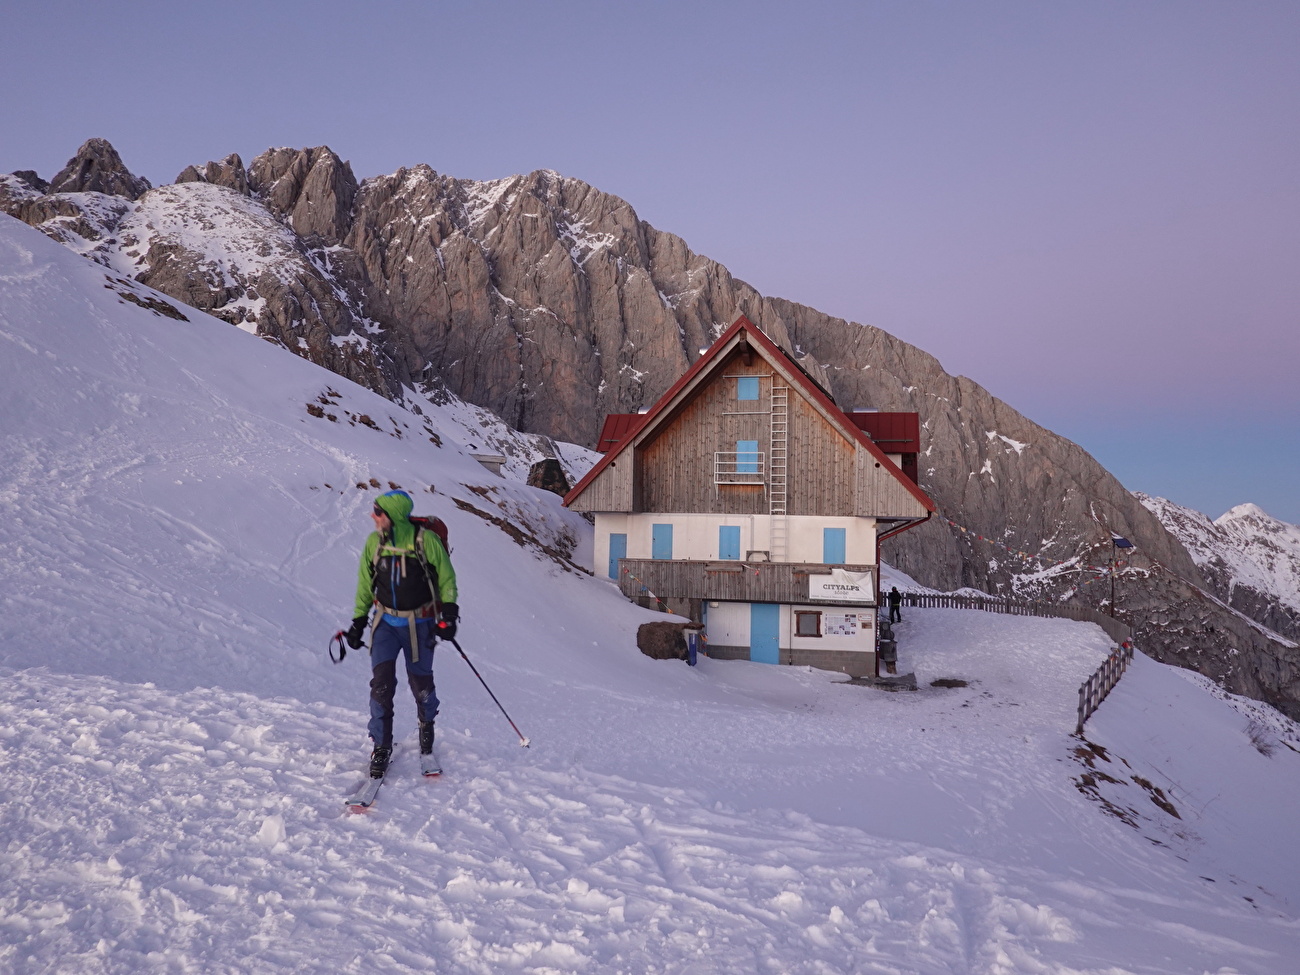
[887,586,903,624]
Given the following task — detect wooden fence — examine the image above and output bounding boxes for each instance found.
[901,592,1131,644]
[1076,642,1134,734]
[901,592,1136,732]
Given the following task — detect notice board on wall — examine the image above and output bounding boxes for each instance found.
[822,613,875,637]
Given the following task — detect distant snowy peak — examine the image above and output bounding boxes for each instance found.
[1218,502,1279,527]
[1210,503,1300,610]
[1139,494,1300,577]
[1137,493,1300,626]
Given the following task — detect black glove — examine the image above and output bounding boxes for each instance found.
[438,603,459,641]
[345,615,369,650]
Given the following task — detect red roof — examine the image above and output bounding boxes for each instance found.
[848,412,920,453]
[595,413,641,453]
[563,315,935,513]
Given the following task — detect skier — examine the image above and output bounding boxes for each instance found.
[344,490,458,779]
[887,586,902,624]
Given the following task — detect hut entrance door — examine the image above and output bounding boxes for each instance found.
[749,603,780,664]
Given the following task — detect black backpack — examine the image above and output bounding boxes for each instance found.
[370,516,451,612]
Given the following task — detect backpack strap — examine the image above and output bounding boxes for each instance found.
[369,527,389,599]
[413,526,442,614]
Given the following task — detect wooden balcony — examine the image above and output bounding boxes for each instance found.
[617,558,878,606]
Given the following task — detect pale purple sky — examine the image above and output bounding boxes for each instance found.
[5,1,1297,521]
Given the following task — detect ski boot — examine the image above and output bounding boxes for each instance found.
[418,720,435,755]
[369,744,391,779]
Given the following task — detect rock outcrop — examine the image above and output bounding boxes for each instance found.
[10,170,48,194]
[176,153,251,196]
[248,146,357,244]
[527,458,572,497]
[5,138,1298,716]
[49,138,152,200]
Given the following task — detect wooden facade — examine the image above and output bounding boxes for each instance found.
[854,448,930,519]
[617,558,878,605]
[635,351,865,516]
[569,332,930,521]
[571,450,634,512]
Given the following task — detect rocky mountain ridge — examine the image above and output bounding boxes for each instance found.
[4,138,1297,716]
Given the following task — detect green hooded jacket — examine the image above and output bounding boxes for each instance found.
[354,491,457,618]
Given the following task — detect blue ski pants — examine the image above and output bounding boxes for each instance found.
[368,619,440,747]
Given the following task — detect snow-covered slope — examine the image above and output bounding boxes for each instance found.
[0,174,598,488]
[1139,493,1300,640]
[3,214,1299,973]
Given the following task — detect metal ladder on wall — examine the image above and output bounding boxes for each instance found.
[769,382,789,560]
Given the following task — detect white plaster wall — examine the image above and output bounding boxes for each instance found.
[703,601,875,654]
[600,513,878,564]
[785,516,878,564]
[614,513,760,561]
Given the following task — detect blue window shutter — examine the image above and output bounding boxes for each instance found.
[737,376,760,401]
[719,526,741,560]
[652,524,673,560]
[736,440,759,474]
[608,533,627,579]
[823,527,846,565]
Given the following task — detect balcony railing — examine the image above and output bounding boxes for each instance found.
[618,558,878,605]
[714,450,766,485]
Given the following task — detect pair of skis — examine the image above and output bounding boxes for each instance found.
[343,747,442,811]
[340,637,531,811]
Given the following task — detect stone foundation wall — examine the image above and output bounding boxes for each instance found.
[788,647,874,678]
[704,644,874,678]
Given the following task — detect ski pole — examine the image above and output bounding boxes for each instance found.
[445,636,530,747]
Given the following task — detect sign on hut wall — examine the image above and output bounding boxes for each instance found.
[807,568,876,604]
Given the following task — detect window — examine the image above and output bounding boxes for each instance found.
[795,611,822,637]
[737,376,760,401]
[736,439,759,474]
[823,527,847,565]
[719,526,741,560]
